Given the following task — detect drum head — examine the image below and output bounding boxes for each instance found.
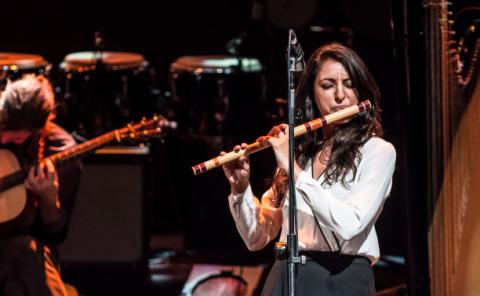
[0,53,48,71]
[171,55,262,74]
[61,51,147,72]
[191,274,248,296]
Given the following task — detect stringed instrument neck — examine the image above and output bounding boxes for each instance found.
[0,114,166,228]
[0,115,165,195]
[45,129,118,165]
[0,131,117,194]
[0,169,29,193]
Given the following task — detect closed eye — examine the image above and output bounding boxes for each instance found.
[320,83,333,89]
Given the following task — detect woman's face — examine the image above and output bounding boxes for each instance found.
[313,58,359,120]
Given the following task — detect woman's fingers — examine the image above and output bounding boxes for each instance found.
[278,123,288,132]
[233,143,248,152]
[258,124,288,144]
[222,144,250,178]
[268,129,289,146]
[239,157,250,177]
[266,126,281,137]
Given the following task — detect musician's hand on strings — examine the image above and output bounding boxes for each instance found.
[221,143,250,195]
[25,159,60,208]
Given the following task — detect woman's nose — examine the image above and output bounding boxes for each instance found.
[335,85,346,102]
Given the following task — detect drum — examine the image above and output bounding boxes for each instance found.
[169,55,267,138]
[57,51,154,138]
[191,273,247,296]
[0,53,50,90]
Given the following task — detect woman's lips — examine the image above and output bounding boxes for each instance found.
[331,105,349,112]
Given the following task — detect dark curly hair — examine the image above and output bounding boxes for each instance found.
[271,43,383,207]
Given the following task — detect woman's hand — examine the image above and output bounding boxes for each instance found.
[221,143,250,195]
[258,123,302,178]
[258,123,290,172]
[25,159,59,208]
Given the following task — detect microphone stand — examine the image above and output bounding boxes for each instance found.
[286,28,302,296]
[93,31,105,71]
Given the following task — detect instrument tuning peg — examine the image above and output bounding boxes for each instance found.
[127,124,135,133]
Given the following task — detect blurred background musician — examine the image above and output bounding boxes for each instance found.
[0,75,82,296]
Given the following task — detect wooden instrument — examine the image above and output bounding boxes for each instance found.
[0,116,166,224]
[191,100,371,175]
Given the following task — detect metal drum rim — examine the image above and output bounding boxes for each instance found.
[0,52,49,70]
[61,51,147,72]
[170,55,263,75]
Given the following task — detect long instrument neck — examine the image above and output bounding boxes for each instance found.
[0,129,121,193]
[44,129,118,165]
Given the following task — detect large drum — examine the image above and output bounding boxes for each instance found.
[169,56,267,138]
[0,53,50,90]
[191,273,247,296]
[57,51,154,138]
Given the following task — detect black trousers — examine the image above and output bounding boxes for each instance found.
[0,236,67,296]
[261,252,375,296]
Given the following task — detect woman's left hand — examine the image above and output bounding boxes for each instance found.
[257,123,299,175]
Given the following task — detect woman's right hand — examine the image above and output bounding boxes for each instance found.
[221,143,250,195]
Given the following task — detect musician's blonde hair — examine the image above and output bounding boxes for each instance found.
[0,75,55,131]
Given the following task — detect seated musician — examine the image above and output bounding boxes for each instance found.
[0,75,82,296]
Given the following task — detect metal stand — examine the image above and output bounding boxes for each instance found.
[286,29,305,296]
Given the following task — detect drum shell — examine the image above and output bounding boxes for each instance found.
[192,273,247,296]
[0,53,50,91]
[56,57,154,138]
[169,57,267,138]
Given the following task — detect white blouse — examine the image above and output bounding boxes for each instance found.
[228,137,396,264]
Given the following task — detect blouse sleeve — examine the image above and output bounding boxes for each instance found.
[295,139,396,241]
[228,185,283,251]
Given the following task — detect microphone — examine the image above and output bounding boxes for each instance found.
[289,29,306,72]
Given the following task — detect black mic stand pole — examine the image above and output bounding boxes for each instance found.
[94,31,104,70]
[286,28,302,296]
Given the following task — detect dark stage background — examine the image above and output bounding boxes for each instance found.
[2,0,421,294]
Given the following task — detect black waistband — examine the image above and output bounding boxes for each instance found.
[299,251,371,265]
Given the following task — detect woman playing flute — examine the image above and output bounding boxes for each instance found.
[221,43,396,295]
